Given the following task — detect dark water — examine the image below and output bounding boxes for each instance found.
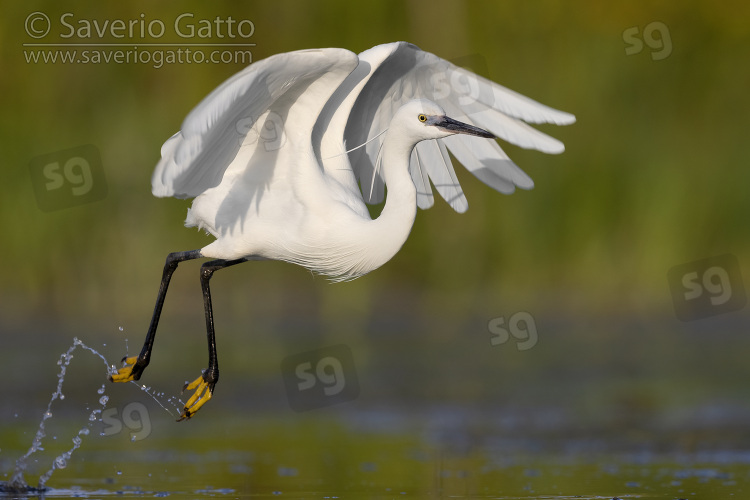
[3,406,750,499]
[2,328,750,499]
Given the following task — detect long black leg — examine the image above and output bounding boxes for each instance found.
[178,257,246,420]
[109,249,203,383]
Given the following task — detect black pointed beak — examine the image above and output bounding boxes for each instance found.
[435,116,494,138]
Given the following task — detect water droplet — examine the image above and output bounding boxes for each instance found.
[59,394,65,400]
[119,326,124,332]
[116,470,122,476]
[130,435,137,442]
[44,411,53,418]
[99,396,109,405]
[98,386,106,395]
[79,428,90,436]
[55,457,67,469]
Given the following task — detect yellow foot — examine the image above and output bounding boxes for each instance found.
[178,375,214,421]
[108,356,140,383]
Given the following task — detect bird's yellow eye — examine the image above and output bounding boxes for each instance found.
[418,114,427,122]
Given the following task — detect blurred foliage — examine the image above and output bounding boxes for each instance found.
[2,11,750,498]
[1,0,749,398]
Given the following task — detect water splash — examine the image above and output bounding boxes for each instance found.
[5,337,184,492]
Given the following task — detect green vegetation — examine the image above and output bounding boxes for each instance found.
[1,1,749,421]
[3,1,748,325]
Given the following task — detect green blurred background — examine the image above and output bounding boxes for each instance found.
[1,0,749,439]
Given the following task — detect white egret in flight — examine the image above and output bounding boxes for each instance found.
[109,42,575,420]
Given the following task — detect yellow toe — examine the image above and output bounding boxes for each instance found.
[108,356,139,383]
[178,375,213,421]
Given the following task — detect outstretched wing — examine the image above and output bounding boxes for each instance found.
[341,42,576,213]
[152,48,359,199]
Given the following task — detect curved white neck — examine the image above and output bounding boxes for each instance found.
[306,127,419,282]
[368,129,418,258]
[339,129,417,279]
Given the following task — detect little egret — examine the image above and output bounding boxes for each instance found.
[109,42,575,420]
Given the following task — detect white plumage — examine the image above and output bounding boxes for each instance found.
[110,42,575,421]
[152,42,575,281]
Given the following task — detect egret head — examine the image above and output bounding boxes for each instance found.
[396,99,495,141]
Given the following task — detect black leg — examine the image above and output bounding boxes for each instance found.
[178,257,246,421]
[109,249,203,384]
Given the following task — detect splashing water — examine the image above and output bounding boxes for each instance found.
[3,337,184,493]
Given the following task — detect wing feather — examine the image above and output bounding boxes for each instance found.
[153,41,574,217]
[341,42,574,210]
[152,48,358,199]
[409,142,436,210]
